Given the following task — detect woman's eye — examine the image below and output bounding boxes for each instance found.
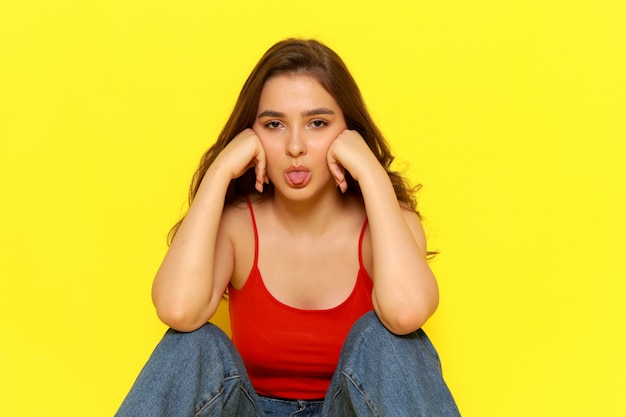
[310,119,327,129]
[265,121,283,129]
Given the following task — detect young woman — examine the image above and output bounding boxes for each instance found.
[116,38,460,417]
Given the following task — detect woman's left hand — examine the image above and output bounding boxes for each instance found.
[327,129,380,193]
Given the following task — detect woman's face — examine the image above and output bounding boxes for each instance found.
[253,73,347,200]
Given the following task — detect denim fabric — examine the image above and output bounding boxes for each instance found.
[115,312,460,417]
[323,312,461,417]
[258,397,323,416]
[115,324,260,417]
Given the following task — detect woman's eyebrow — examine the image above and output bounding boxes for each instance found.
[257,108,336,119]
[257,110,284,119]
[302,108,335,117]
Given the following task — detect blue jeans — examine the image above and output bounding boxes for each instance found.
[115,312,460,416]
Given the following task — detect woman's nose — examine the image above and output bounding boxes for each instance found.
[286,129,306,157]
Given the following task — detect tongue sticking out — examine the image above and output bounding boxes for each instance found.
[286,171,309,186]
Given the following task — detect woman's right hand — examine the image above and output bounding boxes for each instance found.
[215,128,268,192]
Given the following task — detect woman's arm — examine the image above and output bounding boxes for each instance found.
[152,129,266,332]
[328,130,439,335]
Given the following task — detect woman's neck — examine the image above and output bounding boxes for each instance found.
[270,189,349,237]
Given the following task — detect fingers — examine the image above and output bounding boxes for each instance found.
[254,151,268,193]
[328,129,364,193]
[328,159,347,193]
[327,142,347,193]
[222,129,268,192]
[247,129,267,193]
[328,129,379,191]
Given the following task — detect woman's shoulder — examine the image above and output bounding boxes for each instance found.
[221,197,253,230]
[220,194,272,239]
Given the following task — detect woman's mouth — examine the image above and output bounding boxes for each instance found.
[284,167,311,188]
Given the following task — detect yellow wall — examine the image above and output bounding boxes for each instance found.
[1,1,625,416]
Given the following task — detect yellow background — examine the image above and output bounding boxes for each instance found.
[1,1,625,416]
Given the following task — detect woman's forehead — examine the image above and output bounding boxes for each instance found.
[257,74,340,115]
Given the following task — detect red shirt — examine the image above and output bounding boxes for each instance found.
[228,203,374,400]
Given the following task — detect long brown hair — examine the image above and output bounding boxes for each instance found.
[169,38,422,244]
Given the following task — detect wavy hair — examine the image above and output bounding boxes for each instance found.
[169,38,423,244]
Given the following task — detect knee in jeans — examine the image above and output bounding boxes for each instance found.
[342,312,438,364]
[350,311,382,334]
[345,312,388,345]
[340,312,388,359]
[162,323,230,353]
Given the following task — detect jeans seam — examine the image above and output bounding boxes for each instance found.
[341,370,379,417]
[239,382,260,417]
[193,375,259,417]
[193,385,225,417]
